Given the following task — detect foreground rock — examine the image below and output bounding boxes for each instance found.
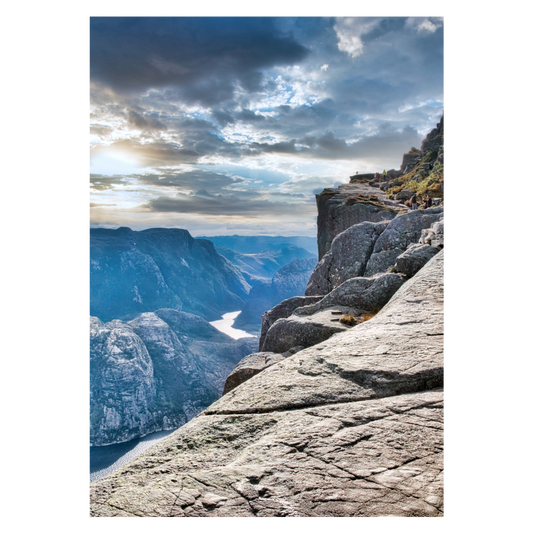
[258,295,323,351]
[90,251,443,516]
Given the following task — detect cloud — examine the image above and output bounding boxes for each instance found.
[90,174,129,191]
[91,17,310,105]
[333,18,382,58]
[127,110,167,132]
[406,17,444,34]
[90,17,443,233]
[134,169,244,193]
[143,191,316,217]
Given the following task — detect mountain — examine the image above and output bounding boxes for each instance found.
[232,258,318,332]
[90,309,257,446]
[197,235,318,256]
[212,245,316,286]
[90,227,250,322]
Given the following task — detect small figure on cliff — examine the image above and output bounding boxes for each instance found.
[383,169,387,180]
[375,172,381,182]
[425,195,433,209]
[410,193,418,210]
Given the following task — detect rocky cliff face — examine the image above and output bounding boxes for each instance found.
[90,309,256,446]
[91,227,250,322]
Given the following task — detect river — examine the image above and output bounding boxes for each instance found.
[90,429,176,483]
[209,310,256,339]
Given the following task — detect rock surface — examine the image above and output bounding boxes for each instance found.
[300,272,405,317]
[90,309,255,446]
[90,251,443,516]
[259,295,323,351]
[316,186,398,260]
[306,220,390,295]
[364,207,443,277]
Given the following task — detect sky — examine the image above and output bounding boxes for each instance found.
[90,16,443,236]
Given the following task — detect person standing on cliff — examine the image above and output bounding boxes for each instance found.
[375,172,381,182]
[411,193,418,210]
[425,195,432,209]
[383,169,387,181]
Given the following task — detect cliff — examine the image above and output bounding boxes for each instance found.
[90,309,256,446]
[91,227,250,322]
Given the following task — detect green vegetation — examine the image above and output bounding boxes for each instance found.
[386,154,443,201]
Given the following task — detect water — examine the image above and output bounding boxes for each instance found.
[90,429,175,483]
[210,310,256,340]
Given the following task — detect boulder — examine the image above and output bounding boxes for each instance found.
[305,220,389,295]
[364,207,443,277]
[316,189,396,259]
[298,272,405,317]
[259,295,323,351]
[223,352,289,394]
[260,309,355,354]
[394,243,440,278]
[395,189,415,201]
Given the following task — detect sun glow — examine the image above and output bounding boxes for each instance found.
[90,151,142,176]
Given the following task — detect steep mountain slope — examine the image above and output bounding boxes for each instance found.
[198,235,318,256]
[212,245,315,286]
[91,309,256,446]
[91,227,250,322]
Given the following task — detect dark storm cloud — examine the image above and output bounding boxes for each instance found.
[91,17,310,105]
[127,110,167,132]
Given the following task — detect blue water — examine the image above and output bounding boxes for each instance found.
[90,429,175,483]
